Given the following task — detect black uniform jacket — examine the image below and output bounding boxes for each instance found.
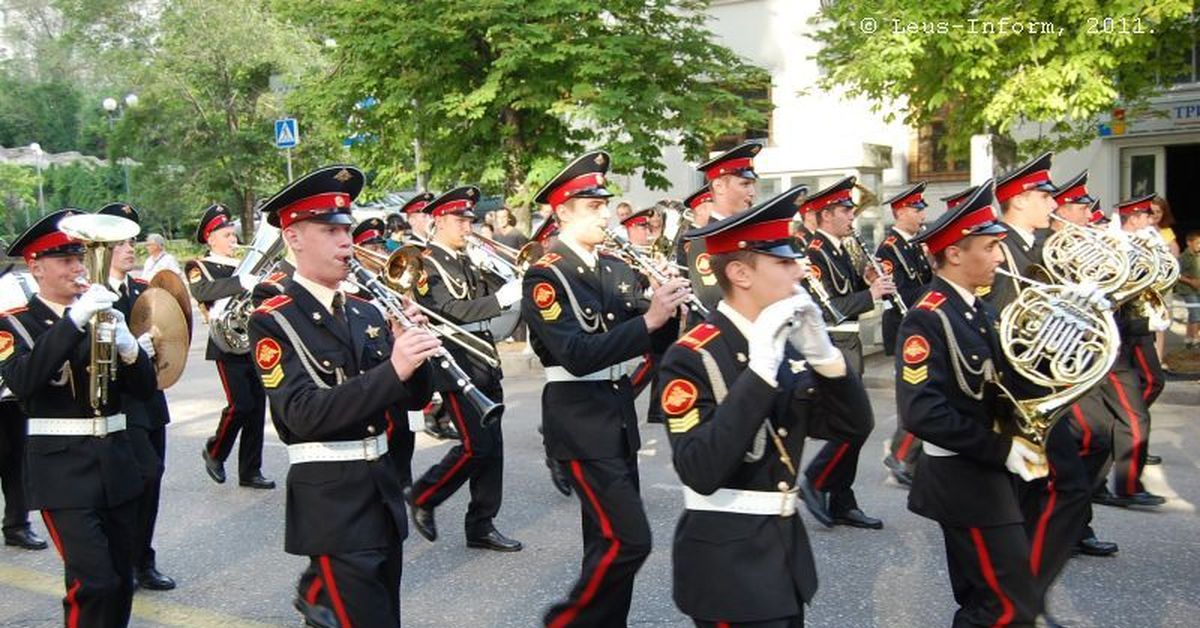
[250,258,296,308]
[659,311,871,620]
[0,296,155,509]
[875,227,933,308]
[248,278,434,555]
[415,242,504,389]
[682,238,724,312]
[112,275,171,431]
[896,277,1042,528]
[522,243,677,460]
[806,231,874,323]
[982,224,1047,310]
[185,256,246,361]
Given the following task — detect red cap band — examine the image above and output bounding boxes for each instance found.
[923,206,1001,255]
[623,215,650,228]
[549,173,606,209]
[1089,210,1108,224]
[1118,198,1153,216]
[278,193,350,228]
[202,215,231,242]
[354,229,382,245]
[1054,184,1088,204]
[996,169,1051,204]
[891,192,925,213]
[404,200,429,215]
[705,218,791,254]
[800,189,851,215]
[687,191,714,209]
[431,199,473,217]
[23,231,79,263]
[704,157,754,181]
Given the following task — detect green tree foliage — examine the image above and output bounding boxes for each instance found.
[283,0,769,215]
[0,74,85,153]
[810,1,1197,157]
[0,164,40,238]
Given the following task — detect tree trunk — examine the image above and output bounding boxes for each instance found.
[500,106,531,232]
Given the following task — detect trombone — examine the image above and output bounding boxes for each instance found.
[351,245,501,369]
[464,233,543,281]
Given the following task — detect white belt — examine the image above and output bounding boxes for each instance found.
[544,365,625,383]
[287,434,389,464]
[826,322,860,334]
[27,414,127,437]
[922,442,957,457]
[683,486,797,517]
[458,321,490,333]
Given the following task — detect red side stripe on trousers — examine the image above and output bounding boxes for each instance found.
[40,512,80,628]
[813,442,850,490]
[305,576,323,604]
[1070,404,1091,455]
[1029,471,1058,576]
[895,433,916,461]
[1133,345,1155,402]
[415,394,473,506]
[318,556,352,628]
[547,461,622,628]
[1107,373,1143,495]
[630,356,652,389]
[969,527,1015,628]
[209,361,236,457]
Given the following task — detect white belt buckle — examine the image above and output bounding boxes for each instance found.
[92,416,110,438]
[362,436,381,461]
[781,490,797,518]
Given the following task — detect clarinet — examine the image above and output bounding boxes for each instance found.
[802,273,848,325]
[849,227,908,317]
[347,259,504,427]
[603,229,710,316]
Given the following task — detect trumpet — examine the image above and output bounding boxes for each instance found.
[347,258,503,427]
[603,228,709,316]
[849,226,907,317]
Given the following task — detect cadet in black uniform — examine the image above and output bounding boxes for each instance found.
[524,151,690,627]
[408,186,524,551]
[97,202,178,591]
[1,209,156,627]
[185,204,274,489]
[897,183,1049,627]
[249,166,439,627]
[620,209,666,420]
[660,184,872,627]
[797,176,892,529]
[878,182,933,487]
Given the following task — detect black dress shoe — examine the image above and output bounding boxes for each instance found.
[408,493,437,542]
[799,481,834,528]
[882,455,913,488]
[1146,454,1162,465]
[1074,536,1119,557]
[1111,491,1167,508]
[293,597,339,628]
[238,473,276,490]
[1092,487,1122,507]
[201,448,226,484]
[546,456,573,497]
[467,528,523,552]
[833,508,884,529]
[4,528,48,550]
[136,566,177,590]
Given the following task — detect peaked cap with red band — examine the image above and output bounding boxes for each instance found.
[913,179,1006,255]
[1052,171,1095,206]
[799,176,856,215]
[531,216,559,244]
[195,203,235,244]
[1087,199,1110,225]
[696,141,762,181]
[995,151,1055,204]
[401,192,434,215]
[683,184,713,210]
[1116,194,1156,217]
[352,217,387,246]
[262,165,364,228]
[942,185,979,211]
[684,183,808,259]
[533,150,614,209]
[883,181,928,214]
[7,209,86,263]
[97,202,141,225]
[423,185,480,218]
[621,208,654,229]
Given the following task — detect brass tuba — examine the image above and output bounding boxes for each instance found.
[208,215,283,354]
[58,213,141,414]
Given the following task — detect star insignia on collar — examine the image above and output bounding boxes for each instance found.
[736,352,747,364]
[617,281,630,293]
[788,359,808,374]
[334,168,353,182]
[366,324,381,339]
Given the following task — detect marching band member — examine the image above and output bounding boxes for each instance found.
[249,165,438,627]
[408,186,524,552]
[402,192,436,246]
[185,204,274,489]
[659,184,872,626]
[523,150,689,627]
[798,176,891,529]
[620,208,666,423]
[1,209,156,627]
[97,203,177,591]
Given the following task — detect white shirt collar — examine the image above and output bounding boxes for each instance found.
[293,272,342,314]
[430,240,462,258]
[716,299,756,338]
[817,228,844,251]
[942,276,977,308]
[108,275,125,293]
[892,226,916,242]
[1006,224,1035,248]
[37,294,67,318]
[560,234,597,269]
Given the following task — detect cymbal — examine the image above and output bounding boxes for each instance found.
[149,270,194,340]
[130,288,190,390]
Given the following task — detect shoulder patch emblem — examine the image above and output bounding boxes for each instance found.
[661,379,699,416]
[915,290,946,311]
[255,295,293,315]
[694,252,716,286]
[255,338,284,388]
[187,267,202,283]
[0,331,13,360]
[808,264,822,281]
[902,335,930,365]
[677,323,720,351]
[880,259,894,275]
[533,282,561,321]
[901,365,928,385]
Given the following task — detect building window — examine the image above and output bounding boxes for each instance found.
[909,120,969,182]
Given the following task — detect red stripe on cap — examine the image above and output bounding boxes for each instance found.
[687,191,713,209]
[23,231,78,262]
[278,192,350,228]
[431,199,473,217]
[1119,198,1153,216]
[404,200,429,215]
[705,218,791,254]
[923,206,1000,255]
[946,195,969,210]
[996,169,1050,203]
[800,188,851,215]
[353,229,382,245]
[891,192,925,212]
[704,156,753,181]
[622,215,650,228]
[548,173,606,208]
[1054,184,1087,204]
[1089,210,1107,224]
[201,215,231,242]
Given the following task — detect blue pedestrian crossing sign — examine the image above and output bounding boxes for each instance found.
[274,118,299,149]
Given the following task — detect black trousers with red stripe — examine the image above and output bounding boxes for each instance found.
[543,456,652,628]
[206,358,266,479]
[127,423,167,571]
[888,424,922,469]
[411,377,504,537]
[296,538,403,627]
[940,523,1040,628]
[1065,393,1115,541]
[0,400,31,534]
[41,499,138,628]
[1106,364,1154,497]
[804,332,872,513]
[1131,334,1165,407]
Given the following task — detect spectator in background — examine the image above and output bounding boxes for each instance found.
[1177,231,1200,349]
[1150,196,1178,362]
[384,212,409,252]
[647,207,665,244]
[492,207,529,250]
[140,233,184,281]
[615,201,633,223]
[478,223,495,240]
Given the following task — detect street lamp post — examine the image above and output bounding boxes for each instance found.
[103,94,139,198]
[29,142,44,220]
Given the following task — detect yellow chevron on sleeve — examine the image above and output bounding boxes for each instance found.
[901,365,928,385]
[667,408,701,434]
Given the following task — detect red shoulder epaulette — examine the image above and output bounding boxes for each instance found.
[884,235,897,247]
[254,295,293,314]
[346,293,370,303]
[263,271,288,284]
[420,249,433,258]
[915,291,946,311]
[0,306,28,318]
[808,238,823,251]
[676,322,721,351]
[533,252,562,268]
[132,277,149,286]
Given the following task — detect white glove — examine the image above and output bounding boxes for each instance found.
[1063,280,1111,311]
[137,331,157,360]
[747,297,796,385]
[67,284,118,330]
[1005,437,1048,482]
[787,288,842,366]
[496,280,522,308]
[109,309,140,363]
[238,273,257,291]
